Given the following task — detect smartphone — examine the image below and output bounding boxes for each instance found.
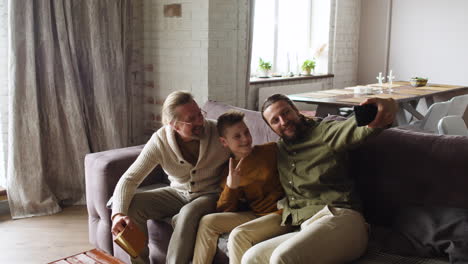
[353,104,377,126]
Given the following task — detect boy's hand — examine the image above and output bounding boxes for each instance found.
[227,157,244,189]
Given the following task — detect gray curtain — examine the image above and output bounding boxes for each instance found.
[7,0,136,218]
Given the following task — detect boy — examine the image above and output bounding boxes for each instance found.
[192,110,293,264]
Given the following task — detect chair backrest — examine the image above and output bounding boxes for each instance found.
[437,115,468,136]
[447,94,468,116]
[420,101,450,132]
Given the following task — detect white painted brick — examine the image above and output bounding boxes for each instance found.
[193,1,209,9]
[192,19,209,30]
[191,9,207,20]
[191,55,202,66]
[167,30,191,40]
[332,0,361,89]
[201,40,210,48]
[210,31,227,40]
[179,40,201,48]
[192,30,209,40]
[151,21,166,32]
[173,19,192,31]
[216,40,234,49]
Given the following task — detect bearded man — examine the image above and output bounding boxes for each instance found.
[242,94,397,264]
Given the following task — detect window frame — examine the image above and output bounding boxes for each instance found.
[250,0,327,77]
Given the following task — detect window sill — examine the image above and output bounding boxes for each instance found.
[250,73,334,85]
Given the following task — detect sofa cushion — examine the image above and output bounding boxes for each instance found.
[376,206,468,263]
[202,100,279,146]
[354,243,448,264]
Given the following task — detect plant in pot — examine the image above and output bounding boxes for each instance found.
[301,59,316,76]
[258,58,272,78]
[410,77,428,87]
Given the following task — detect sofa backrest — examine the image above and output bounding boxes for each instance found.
[202,100,279,145]
[350,128,468,225]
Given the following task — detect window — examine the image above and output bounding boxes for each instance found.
[250,0,331,77]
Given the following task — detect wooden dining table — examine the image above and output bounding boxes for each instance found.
[287,81,468,124]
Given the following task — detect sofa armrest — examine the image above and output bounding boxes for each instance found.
[85,144,166,254]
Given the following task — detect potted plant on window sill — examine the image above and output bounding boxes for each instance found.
[258,58,272,78]
[301,59,316,76]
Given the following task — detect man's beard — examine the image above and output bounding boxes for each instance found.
[281,120,308,143]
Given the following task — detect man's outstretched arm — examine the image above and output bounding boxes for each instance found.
[361,97,398,128]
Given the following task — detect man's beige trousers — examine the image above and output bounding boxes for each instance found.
[242,206,369,264]
[193,212,293,264]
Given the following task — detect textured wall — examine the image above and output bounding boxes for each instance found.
[208,0,249,107]
[141,0,250,135]
[142,0,210,134]
[357,0,390,85]
[332,0,361,89]
[389,0,468,85]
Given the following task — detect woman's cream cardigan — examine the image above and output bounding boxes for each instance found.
[112,119,230,216]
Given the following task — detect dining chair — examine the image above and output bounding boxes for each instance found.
[437,115,468,136]
[447,94,468,116]
[400,94,468,133]
[409,101,451,133]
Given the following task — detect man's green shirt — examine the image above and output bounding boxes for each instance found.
[277,116,382,226]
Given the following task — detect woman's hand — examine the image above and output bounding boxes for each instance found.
[111,213,135,236]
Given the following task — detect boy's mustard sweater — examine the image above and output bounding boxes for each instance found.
[216,142,284,216]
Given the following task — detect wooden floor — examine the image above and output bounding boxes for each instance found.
[0,186,7,201]
[0,205,93,264]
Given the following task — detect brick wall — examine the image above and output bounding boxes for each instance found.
[208,0,249,107]
[141,0,249,135]
[332,0,361,89]
[142,0,210,134]
[0,0,8,187]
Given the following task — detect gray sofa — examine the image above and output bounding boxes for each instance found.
[85,100,468,264]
